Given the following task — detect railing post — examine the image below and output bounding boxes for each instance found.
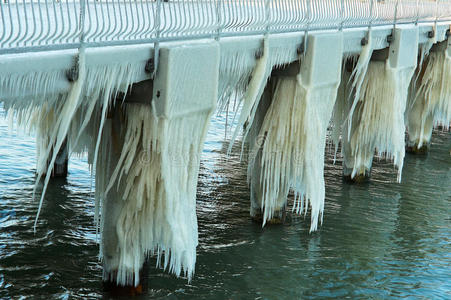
[339,0,345,31]
[79,0,86,45]
[415,0,420,25]
[394,0,399,29]
[434,0,440,32]
[0,1,5,47]
[303,0,312,56]
[215,0,222,41]
[67,0,86,82]
[265,0,270,36]
[369,0,374,29]
[153,0,162,79]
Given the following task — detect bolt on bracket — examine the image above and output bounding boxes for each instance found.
[145,58,155,74]
[361,37,368,46]
[296,43,304,55]
[66,54,79,82]
[254,39,265,60]
[387,33,394,44]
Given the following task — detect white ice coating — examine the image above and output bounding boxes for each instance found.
[332,32,415,182]
[331,33,375,176]
[330,55,356,162]
[218,48,257,114]
[3,49,144,231]
[3,26,449,289]
[347,32,374,141]
[223,37,297,153]
[98,102,211,286]
[350,61,414,181]
[227,38,270,154]
[1,42,217,286]
[407,48,451,148]
[2,48,209,286]
[248,69,339,231]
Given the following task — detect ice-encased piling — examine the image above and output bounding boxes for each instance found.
[1,42,219,287]
[99,43,219,286]
[336,27,418,182]
[247,33,343,230]
[406,38,451,152]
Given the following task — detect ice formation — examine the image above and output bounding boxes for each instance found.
[0,38,221,285]
[3,49,145,231]
[1,47,211,286]
[223,34,343,230]
[332,32,415,182]
[247,66,340,230]
[227,38,270,153]
[351,61,413,181]
[406,47,451,148]
[222,37,298,152]
[98,102,211,286]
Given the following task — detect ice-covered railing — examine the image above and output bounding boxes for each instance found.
[1,0,451,54]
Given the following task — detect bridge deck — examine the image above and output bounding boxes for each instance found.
[1,0,450,54]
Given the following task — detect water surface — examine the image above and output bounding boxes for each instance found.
[1,105,450,299]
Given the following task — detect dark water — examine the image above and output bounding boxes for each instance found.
[1,105,450,299]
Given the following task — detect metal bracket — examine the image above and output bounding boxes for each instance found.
[66,54,79,82]
[387,32,394,44]
[427,30,435,39]
[361,36,368,46]
[361,29,371,46]
[296,42,304,55]
[254,40,265,59]
[145,58,155,74]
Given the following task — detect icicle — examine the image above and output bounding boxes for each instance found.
[33,48,87,231]
[330,55,357,163]
[228,38,270,154]
[217,49,256,114]
[0,70,65,110]
[347,31,373,141]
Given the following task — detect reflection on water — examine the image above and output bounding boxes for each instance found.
[0,106,450,299]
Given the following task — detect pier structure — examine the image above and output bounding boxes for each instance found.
[1,0,451,291]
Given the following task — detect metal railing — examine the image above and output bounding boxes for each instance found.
[1,0,451,54]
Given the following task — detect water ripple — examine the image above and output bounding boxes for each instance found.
[1,104,450,299]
